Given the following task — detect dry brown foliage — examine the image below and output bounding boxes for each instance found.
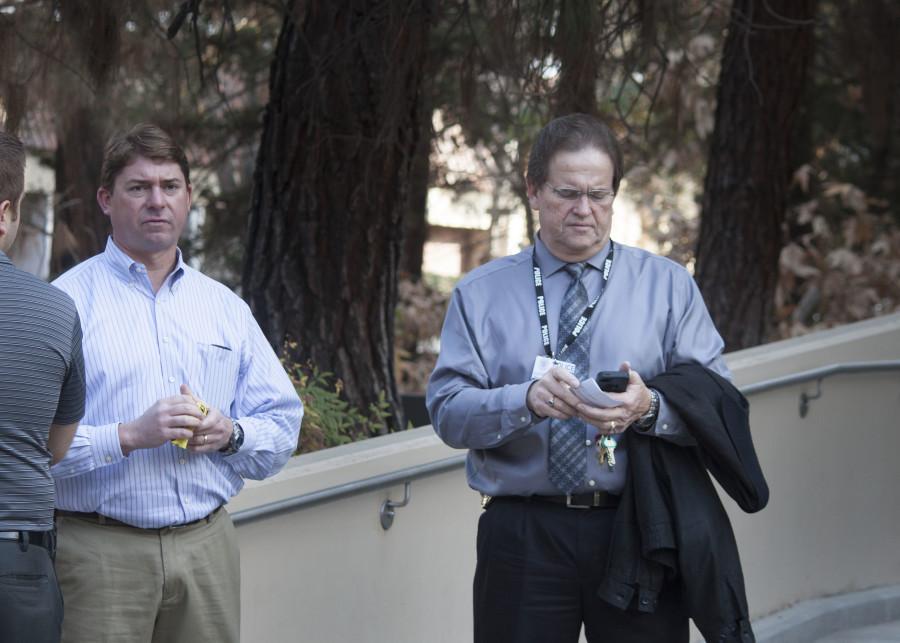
[774,165,900,339]
[394,278,450,394]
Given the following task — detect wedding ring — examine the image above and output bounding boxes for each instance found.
[203,434,208,445]
[547,396,555,407]
[608,421,616,431]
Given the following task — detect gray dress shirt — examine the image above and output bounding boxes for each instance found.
[0,251,85,530]
[426,237,729,496]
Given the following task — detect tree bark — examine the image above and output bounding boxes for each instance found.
[400,78,432,281]
[837,0,899,199]
[51,105,109,276]
[695,0,816,351]
[50,0,120,276]
[554,0,598,116]
[244,1,431,433]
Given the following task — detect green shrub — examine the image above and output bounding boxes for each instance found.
[285,358,392,454]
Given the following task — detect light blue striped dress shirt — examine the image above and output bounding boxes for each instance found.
[51,238,303,528]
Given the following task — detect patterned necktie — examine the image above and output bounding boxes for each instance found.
[548,262,590,493]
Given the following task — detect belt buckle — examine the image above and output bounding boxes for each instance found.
[565,493,598,509]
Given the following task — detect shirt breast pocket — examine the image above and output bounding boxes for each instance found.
[194,342,241,414]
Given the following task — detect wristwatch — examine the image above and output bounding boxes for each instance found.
[633,388,660,430]
[219,420,245,456]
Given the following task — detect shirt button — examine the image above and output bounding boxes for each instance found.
[168,376,175,383]
[519,416,528,423]
[496,433,502,440]
[104,455,112,463]
[661,423,669,431]
[163,336,170,343]
[585,439,592,446]
[179,458,186,465]
[588,479,596,487]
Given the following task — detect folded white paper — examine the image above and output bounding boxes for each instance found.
[572,378,624,408]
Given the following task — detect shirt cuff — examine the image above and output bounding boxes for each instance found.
[637,392,695,445]
[92,423,126,466]
[226,417,255,459]
[494,381,537,444]
[653,393,675,434]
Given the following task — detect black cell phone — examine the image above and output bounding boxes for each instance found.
[595,370,629,393]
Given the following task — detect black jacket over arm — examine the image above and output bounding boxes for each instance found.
[597,363,769,643]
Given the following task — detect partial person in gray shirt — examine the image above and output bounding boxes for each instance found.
[0,131,85,643]
[427,114,729,643]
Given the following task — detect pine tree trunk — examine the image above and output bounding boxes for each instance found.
[401,81,432,281]
[50,0,120,276]
[243,1,431,433]
[51,105,109,276]
[554,0,598,116]
[695,0,816,351]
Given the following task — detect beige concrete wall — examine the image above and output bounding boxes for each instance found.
[726,313,900,618]
[230,312,900,643]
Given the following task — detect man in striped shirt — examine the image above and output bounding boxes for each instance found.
[0,131,85,642]
[51,123,303,643]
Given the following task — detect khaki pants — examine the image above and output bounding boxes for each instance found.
[55,508,240,643]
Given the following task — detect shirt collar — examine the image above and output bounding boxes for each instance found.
[102,237,186,288]
[0,250,11,269]
[534,234,612,276]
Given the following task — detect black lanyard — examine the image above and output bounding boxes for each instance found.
[532,241,615,359]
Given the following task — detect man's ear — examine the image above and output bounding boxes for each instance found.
[525,181,540,211]
[0,199,11,221]
[96,187,111,216]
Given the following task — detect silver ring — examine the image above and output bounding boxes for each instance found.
[203,434,208,445]
[547,397,555,407]
[608,421,616,431]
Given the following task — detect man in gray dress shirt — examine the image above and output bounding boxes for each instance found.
[427,114,730,643]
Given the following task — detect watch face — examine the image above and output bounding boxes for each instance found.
[232,423,244,451]
[220,421,243,455]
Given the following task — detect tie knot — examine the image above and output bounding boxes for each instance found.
[564,262,587,280]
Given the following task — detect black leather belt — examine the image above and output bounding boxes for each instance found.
[0,529,56,555]
[535,492,620,509]
[491,492,620,510]
[55,506,221,530]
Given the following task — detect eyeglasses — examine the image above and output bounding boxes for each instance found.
[547,185,615,205]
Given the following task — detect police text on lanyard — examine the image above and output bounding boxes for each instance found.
[532,242,615,359]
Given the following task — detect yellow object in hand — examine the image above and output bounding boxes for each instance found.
[172,400,210,449]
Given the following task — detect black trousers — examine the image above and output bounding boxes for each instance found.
[0,535,63,643]
[474,497,688,643]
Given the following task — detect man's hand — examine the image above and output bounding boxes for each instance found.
[182,384,234,453]
[576,361,652,434]
[118,394,204,456]
[526,366,584,420]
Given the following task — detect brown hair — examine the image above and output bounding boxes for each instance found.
[526,113,623,193]
[100,123,190,191]
[0,131,26,215]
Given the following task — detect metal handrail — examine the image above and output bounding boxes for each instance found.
[741,359,900,418]
[231,360,900,526]
[739,360,900,396]
[232,454,466,525]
